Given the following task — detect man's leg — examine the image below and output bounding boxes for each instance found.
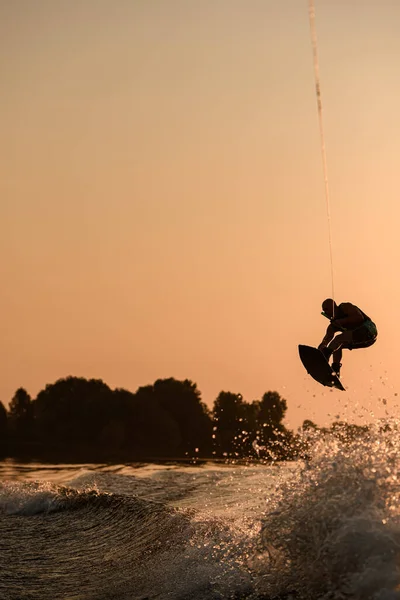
[331,348,343,376]
[332,347,342,364]
[327,332,353,376]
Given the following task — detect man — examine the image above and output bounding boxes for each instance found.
[318,298,377,378]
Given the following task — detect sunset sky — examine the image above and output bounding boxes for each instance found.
[2,0,400,429]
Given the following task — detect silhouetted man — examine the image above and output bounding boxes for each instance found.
[318,298,377,378]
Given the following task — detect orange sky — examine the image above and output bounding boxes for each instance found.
[2,1,400,430]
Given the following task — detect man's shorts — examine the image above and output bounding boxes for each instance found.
[348,320,378,350]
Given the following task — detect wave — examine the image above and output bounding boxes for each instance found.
[0,480,253,600]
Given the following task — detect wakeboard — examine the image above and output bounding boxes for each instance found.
[298,344,345,391]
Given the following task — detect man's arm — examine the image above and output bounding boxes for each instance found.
[318,323,337,349]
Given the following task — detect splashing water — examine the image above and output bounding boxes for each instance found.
[258,422,400,600]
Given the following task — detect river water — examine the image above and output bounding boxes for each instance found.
[1,426,400,599]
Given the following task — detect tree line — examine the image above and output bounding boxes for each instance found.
[0,376,370,462]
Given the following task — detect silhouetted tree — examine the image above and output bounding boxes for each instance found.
[119,385,181,458]
[151,378,212,457]
[34,377,114,452]
[96,388,135,454]
[3,374,301,462]
[0,402,7,433]
[251,391,291,459]
[256,391,287,430]
[8,388,34,442]
[0,401,7,454]
[23,376,213,459]
[213,392,248,457]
